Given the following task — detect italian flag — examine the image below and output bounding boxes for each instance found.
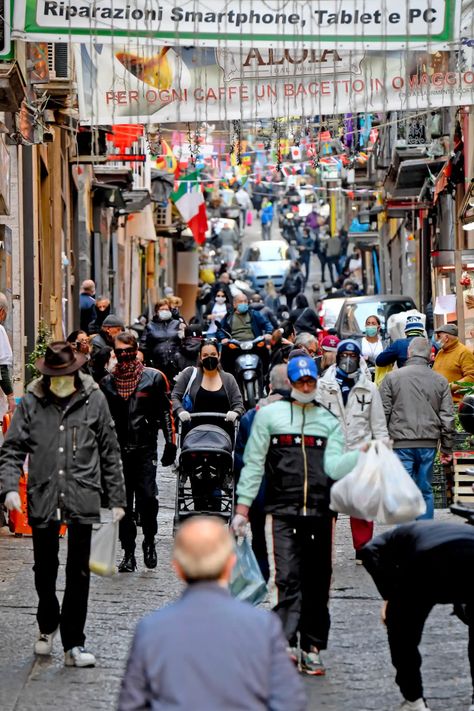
[171,171,208,245]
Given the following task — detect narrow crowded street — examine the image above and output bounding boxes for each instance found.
[2,5,474,711]
[1,455,471,711]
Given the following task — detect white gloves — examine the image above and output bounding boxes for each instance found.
[179,411,191,423]
[112,507,125,523]
[5,491,22,512]
[225,410,239,423]
[231,513,248,537]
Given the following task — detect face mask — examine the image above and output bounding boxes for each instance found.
[291,387,316,404]
[201,356,219,371]
[338,355,359,375]
[158,310,172,321]
[49,375,76,399]
[215,296,226,304]
[433,337,444,350]
[365,326,378,338]
[236,303,248,314]
[116,349,137,364]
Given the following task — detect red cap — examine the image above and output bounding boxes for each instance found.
[321,335,340,352]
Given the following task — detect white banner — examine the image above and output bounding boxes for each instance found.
[16,0,461,49]
[76,44,474,125]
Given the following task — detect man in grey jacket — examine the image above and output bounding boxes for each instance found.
[119,516,306,711]
[379,337,455,520]
[0,341,126,667]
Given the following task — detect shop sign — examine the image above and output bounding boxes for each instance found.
[14,0,460,49]
[76,43,474,124]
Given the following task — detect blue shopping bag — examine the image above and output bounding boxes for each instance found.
[230,536,267,606]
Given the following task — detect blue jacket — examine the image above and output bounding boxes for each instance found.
[217,308,273,341]
[375,336,418,369]
[261,203,274,225]
[118,582,306,711]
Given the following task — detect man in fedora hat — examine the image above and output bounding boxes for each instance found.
[0,341,126,667]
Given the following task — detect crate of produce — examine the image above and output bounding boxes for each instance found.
[453,451,474,505]
[432,462,449,509]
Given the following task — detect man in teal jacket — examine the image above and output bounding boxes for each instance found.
[232,356,359,676]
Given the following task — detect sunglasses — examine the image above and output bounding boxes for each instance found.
[115,346,136,354]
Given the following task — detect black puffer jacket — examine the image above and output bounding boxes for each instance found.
[139,317,182,380]
[101,367,175,450]
[0,373,126,526]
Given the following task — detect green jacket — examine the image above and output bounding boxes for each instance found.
[237,399,359,515]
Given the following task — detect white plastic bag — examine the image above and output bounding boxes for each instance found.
[376,441,426,523]
[89,521,118,577]
[330,442,382,520]
[330,440,426,523]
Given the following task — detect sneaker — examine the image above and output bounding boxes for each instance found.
[300,648,326,676]
[398,699,431,711]
[34,628,58,656]
[64,646,96,668]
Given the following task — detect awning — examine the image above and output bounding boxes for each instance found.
[384,158,446,201]
[126,205,157,242]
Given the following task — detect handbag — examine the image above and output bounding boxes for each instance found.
[182,367,198,413]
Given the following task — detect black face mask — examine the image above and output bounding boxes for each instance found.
[201,356,219,371]
[116,349,137,364]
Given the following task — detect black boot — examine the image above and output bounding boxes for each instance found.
[142,539,157,569]
[118,550,137,573]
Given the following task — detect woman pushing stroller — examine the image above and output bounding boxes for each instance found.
[172,339,244,426]
[172,340,244,517]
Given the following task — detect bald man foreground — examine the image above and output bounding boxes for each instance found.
[118,517,306,711]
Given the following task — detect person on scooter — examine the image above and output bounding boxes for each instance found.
[216,293,273,343]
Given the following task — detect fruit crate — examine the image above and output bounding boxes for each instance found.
[453,451,474,505]
[432,462,450,509]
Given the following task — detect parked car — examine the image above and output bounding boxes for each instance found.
[334,294,417,340]
[240,239,297,290]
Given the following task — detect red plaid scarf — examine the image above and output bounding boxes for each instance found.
[113,360,144,400]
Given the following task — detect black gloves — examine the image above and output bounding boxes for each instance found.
[161,443,177,467]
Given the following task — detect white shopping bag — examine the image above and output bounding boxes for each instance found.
[89,521,118,577]
[330,442,382,520]
[376,441,426,523]
[330,440,426,523]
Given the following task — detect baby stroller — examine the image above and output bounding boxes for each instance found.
[173,412,238,532]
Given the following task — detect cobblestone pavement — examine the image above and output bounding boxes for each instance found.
[0,456,471,711]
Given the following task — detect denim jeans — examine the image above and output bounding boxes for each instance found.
[395,447,436,519]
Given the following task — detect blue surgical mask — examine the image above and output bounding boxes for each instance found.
[432,335,443,350]
[237,303,249,314]
[365,326,378,338]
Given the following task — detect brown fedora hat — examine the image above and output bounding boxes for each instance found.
[36,341,87,376]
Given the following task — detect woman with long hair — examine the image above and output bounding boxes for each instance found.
[360,315,383,366]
